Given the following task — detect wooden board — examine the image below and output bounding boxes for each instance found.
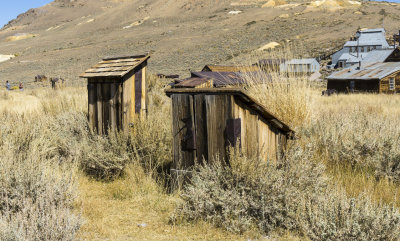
[205,94,232,163]
[88,83,97,131]
[102,83,111,133]
[97,84,103,134]
[135,69,142,113]
[141,66,147,115]
[172,94,196,170]
[109,83,117,131]
[194,95,208,162]
[122,75,132,130]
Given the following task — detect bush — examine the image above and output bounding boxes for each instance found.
[299,107,400,182]
[0,114,82,240]
[173,148,326,234]
[301,192,400,241]
[173,148,400,239]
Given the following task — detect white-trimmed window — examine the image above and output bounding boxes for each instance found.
[390,78,395,91]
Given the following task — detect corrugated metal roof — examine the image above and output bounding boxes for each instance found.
[192,72,247,86]
[202,65,259,72]
[80,54,150,78]
[361,49,395,63]
[174,77,211,88]
[338,49,394,64]
[344,28,389,48]
[327,62,400,80]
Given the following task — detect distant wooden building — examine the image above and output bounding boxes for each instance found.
[202,65,260,72]
[280,58,320,73]
[80,54,150,134]
[255,59,286,72]
[165,88,294,182]
[326,62,400,93]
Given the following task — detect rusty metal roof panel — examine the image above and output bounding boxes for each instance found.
[80,54,150,78]
[192,72,246,86]
[202,65,260,72]
[174,77,211,88]
[327,62,400,80]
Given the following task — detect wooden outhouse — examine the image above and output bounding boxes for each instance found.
[165,88,294,174]
[80,54,150,133]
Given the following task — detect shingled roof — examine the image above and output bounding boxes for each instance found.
[80,54,150,78]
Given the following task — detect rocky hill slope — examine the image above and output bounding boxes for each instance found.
[0,0,400,85]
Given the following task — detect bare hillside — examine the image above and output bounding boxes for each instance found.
[0,0,400,86]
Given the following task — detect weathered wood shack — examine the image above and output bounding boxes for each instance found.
[327,62,400,93]
[165,88,294,176]
[255,59,286,72]
[80,54,150,133]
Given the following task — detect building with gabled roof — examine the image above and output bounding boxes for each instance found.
[331,28,393,68]
[80,54,150,133]
[326,61,400,93]
[279,58,320,73]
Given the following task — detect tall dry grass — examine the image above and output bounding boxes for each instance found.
[174,48,400,239]
[2,55,400,240]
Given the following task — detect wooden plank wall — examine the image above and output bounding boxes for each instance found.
[171,94,196,170]
[380,71,400,93]
[171,93,288,173]
[205,95,232,163]
[194,95,208,162]
[88,78,122,134]
[232,96,282,161]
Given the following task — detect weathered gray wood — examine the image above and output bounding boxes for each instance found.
[172,94,195,170]
[122,75,132,131]
[102,83,111,133]
[244,107,259,158]
[88,83,97,131]
[194,95,208,163]
[118,83,123,130]
[109,83,117,131]
[205,95,232,163]
[166,88,293,134]
[97,83,103,134]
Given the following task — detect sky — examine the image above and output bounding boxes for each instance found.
[0,0,53,28]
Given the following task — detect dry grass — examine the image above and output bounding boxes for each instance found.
[76,166,248,240]
[2,67,400,239]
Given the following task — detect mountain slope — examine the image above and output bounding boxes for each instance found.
[0,0,399,85]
